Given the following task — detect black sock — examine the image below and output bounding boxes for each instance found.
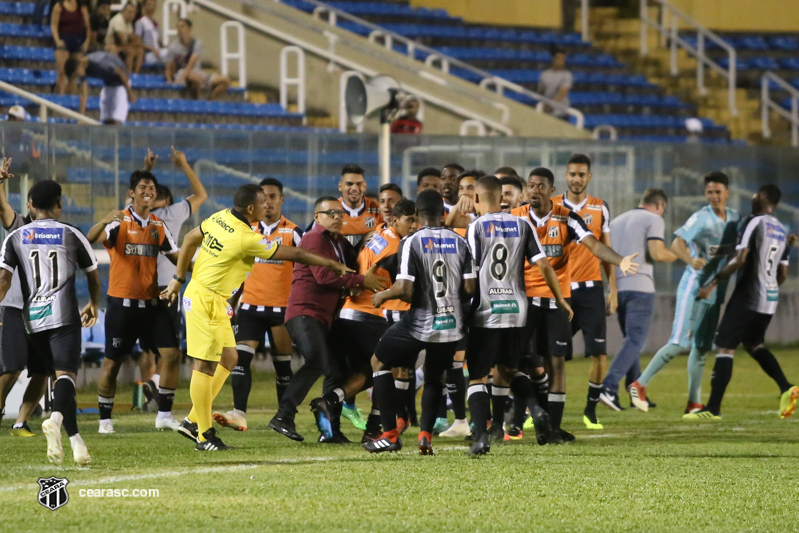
[157,387,175,414]
[533,372,549,411]
[54,377,78,437]
[585,381,602,419]
[372,371,397,432]
[751,347,792,394]
[366,406,381,433]
[406,370,418,425]
[706,354,734,415]
[510,372,539,412]
[98,395,114,421]
[322,388,344,406]
[422,381,445,434]
[491,386,509,429]
[548,393,565,431]
[467,384,490,439]
[512,393,526,427]
[394,377,410,420]
[273,355,293,403]
[330,400,342,434]
[437,387,447,419]
[447,363,467,419]
[486,374,493,419]
[232,346,254,413]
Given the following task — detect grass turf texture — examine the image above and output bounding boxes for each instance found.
[1,352,798,532]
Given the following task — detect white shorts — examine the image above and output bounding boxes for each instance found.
[100,85,129,124]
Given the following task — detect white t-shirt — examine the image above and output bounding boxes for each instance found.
[134,15,160,52]
[106,13,133,45]
[152,199,192,287]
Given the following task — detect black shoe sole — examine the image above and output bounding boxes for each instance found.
[176,426,198,442]
[532,407,551,446]
[268,419,304,442]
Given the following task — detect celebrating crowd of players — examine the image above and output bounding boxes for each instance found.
[0,151,797,464]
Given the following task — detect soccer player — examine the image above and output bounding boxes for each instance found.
[444,169,481,230]
[465,176,573,455]
[552,154,616,430]
[630,172,740,413]
[499,176,524,213]
[267,197,385,443]
[511,168,637,442]
[338,165,383,247]
[309,199,418,443]
[378,183,403,227]
[416,167,442,194]
[161,185,352,450]
[214,178,302,432]
[0,159,49,437]
[495,167,530,204]
[364,189,475,455]
[0,180,101,466]
[599,189,677,411]
[87,169,182,433]
[440,163,464,213]
[139,146,208,413]
[685,184,799,420]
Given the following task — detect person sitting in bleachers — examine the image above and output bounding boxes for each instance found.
[135,0,163,65]
[51,0,90,94]
[89,0,111,52]
[105,2,144,73]
[538,46,573,119]
[164,18,230,100]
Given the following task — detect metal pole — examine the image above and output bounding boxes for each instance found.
[640,0,648,56]
[379,120,391,187]
[697,33,705,94]
[581,0,589,42]
[670,16,678,76]
[792,97,798,148]
[761,76,770,140]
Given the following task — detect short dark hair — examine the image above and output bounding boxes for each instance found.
[641,188,668,206]
[341,164,365,177]
[476,175,502,197]
[379,183,403,196]
[178,17,192,27]
[442,163,465,173]
[314,196,339,211]
[129,170,157,191]
[415,189,444,219]
[392,198,416,219]
[64,57,80,78]
[259,177,284,194]
[529,167,555,186]
[493,166,519,178]
[96,0,111,5]
[703,171,729,188]
[233,184,263,210]
[551,46,566,57]
[29,180,62,211]
[499,176,523,193]
[457,169,484,186]
[416,167,441,186]
[567,153,591,170]
[155,184,173,205]
[758,184,781,207]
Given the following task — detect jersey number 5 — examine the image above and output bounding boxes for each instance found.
[765,244,779,276]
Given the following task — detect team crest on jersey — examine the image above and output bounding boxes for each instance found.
[422,237,457,253]
[37,476,69,511]
[547,226,559,239]
[150,227,159,241]
[483,220,519,237]
[583,214,593,226]
[365,217,376,229]
[22,228,64,245]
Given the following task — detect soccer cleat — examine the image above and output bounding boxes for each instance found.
[363,433,402,453]
[309,397,334,439]
[487,423,505,443]
[559,429,576,442]
[439,418,470,437]
[523,413,535,432]
[195,428,233,451]
[418,433,435,456]
[10,422,36,437]
[628,381,649,412]
[98,419,115,434]
[72,439,92,467]
[318,432,352,444]
[503,425,523,441]
[432,417,449,435]
[583,415,604,430]
[779,385,799,419]
[213,410,248,431]
[530,405,551,446]
[155,415,181,431]
[176,417,199,442]
[42,418,64,466]
[396,417,409,435]
[268,416,304,442]
[646,397,657,409]
[684,402,704,414]
[599,390,625,411]
[341,404,367,431]
[682,409,721,421]
[361,428,382,443]
[142,380,160,405]
[548,430,565,445]
[467,433,491,456]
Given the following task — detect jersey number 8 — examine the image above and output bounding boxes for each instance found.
[490,243,509,281]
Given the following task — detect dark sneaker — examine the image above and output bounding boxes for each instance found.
[309,397,334,439]
[530,405,551,446]
[599,389,625,411]
[559,428,576,442]
[487,423,505,443]
[195,428,233,451]
[418,434,434,456]
[176,417,199,442]
[361,429,382,443]
[646,396,657,409]
[318,432,352,444]
[268,416,304,442]
[363,433,402,453]
[548,429,565,445]
[467,434,491,456]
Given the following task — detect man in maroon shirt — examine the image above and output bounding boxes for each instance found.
[268,197,387,441]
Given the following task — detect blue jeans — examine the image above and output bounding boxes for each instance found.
[603,291,655,394]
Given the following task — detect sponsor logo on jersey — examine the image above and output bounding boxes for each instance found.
[182,296,192,312]
[547,226,559,239]
[422,237,457,254]
[583,214,593,226]
[278,227,294,234]
[587,204,602,211]
[490,300,520,314]
[483,220,520,237]
[366,234,388,255]
[543,244,563,257]
[432,315,456,330]
[436,305,455,314]
[202,233,224,255]
[552,215,568,223]
[23,228,64,245]
[489,287,514,295]
[29,303,53,321]
[213,216,236,233]
[124,243,160,257]
[766,223,786,241]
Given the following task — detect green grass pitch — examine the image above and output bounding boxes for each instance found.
[1,352,798,532]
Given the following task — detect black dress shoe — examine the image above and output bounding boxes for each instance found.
[268,416,304,442]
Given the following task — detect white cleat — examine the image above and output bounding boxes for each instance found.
[72,439,92,467]
[98,419,115,434]
[439,418,470,437]
[155,415,181,431]
[42,418,64,466]
[213,410,248,431]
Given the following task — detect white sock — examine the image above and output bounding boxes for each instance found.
[69,434,85,448]
[50,411,64,428]
[151,374,160,388]
[156,411,173,420]
[333,388,345,402]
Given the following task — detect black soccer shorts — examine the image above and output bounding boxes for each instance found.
[569,284,608,357]
[526,299,572,359]
[374,320,458,370]
[104,297,179,361]
[715,304,773,350]
[1,307,50,376]
[28,324,82,374]
[234,304,286,345]
[330,315,389,370]
[465,326,525,381]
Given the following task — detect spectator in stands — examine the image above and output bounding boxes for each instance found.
[6,105,27,122]
[65,51,137,125]
[538,47,573,119]
[106,2,144,73]
[51,0,90,94]
[89,0,111,52]
[135,0,163,65]
[390,96,423,134]
[165,18,230,100]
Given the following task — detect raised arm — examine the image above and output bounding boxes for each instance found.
[170,146,208,213]
[160,226,203,304]
[270,245,352,277]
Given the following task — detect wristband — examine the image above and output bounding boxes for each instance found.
[173,274,186,284]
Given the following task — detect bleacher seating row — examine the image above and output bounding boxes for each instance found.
[681,34,799,53]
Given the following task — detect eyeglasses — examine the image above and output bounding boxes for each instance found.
[315,209,345,218]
